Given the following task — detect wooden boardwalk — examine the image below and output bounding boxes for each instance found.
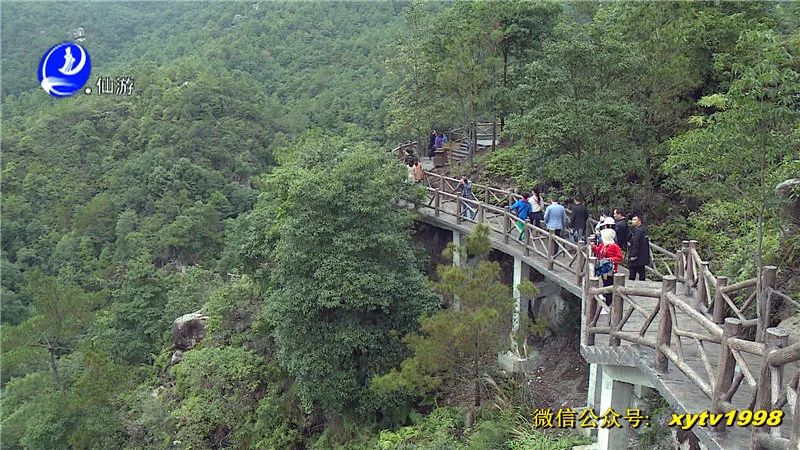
[408,169,800,450]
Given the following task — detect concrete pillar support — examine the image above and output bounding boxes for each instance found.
[597,366,634,450]
[452,230,463,267]
[452,230,463,311]
[512,256,531,349]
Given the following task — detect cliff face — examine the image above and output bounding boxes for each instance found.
[776,178,800,231]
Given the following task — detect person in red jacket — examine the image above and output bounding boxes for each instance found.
[592,224,624,307]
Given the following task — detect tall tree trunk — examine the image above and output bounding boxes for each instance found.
[48,344,62,390]
[756,151,767,340]
[501,48,508,132]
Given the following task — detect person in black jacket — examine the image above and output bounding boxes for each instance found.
[628,214,650,281]
[613,208,630,253]
[428,130,437,157]
[570,196,589,243]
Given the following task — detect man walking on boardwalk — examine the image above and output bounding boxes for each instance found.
[457,175,477,219]
[613,208,630,253]
[570,196,589,243]
[544,196,568,256]
[628,214,650,281]
[510,193,532,240]
[428,130,437,158]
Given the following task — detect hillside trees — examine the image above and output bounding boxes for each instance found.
[386,0,560,143]
[261,135,439,428]
[666,29,800,330]
[372,225,513,427]
[507,19,643,204]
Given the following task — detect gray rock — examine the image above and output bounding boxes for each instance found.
[172,311,208,350]
[170,350,184,365]
[775,178,800,226]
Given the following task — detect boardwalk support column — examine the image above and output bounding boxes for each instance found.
[499,257,536,373]
[512,257,530,354]
[713,276,728,325]
[452,230,463,311]
[657,276,677,372]
[713,317,740,435]
[609,273,625,346]
[586,363,603,428]
[597,367,634,450]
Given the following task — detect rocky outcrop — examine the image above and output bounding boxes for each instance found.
[172,311,208,351]
[775,178,800,228]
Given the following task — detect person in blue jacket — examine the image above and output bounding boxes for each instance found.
[543,196,569,256]
[509,193,532,240]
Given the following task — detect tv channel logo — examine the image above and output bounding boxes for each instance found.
[38,42,92,98]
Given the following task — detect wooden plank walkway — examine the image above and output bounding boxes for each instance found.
[411,183,798,450]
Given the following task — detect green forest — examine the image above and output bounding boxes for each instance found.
[1,1,798,449]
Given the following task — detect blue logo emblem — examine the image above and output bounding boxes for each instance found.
[37,42,91,97]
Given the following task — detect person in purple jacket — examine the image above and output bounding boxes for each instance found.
[434,132,443,151]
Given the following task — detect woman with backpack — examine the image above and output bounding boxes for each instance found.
[592,217,624,307]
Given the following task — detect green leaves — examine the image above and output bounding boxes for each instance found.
[374,225,512,415]
[262,136,438,417]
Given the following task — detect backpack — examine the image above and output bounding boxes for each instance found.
[594,244,614,277]
[595,259,613,277]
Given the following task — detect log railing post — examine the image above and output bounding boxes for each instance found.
[584,256,598,346]
[696,261,709,308]
[609,273,626,346]
[524,224,531,257]
[477,203,484,224]
[713,318,741,435]
[456,197,462,224]
[547,229,555,270]
[675,246,684,281]
[758,266,777,342]
[790,378,800,448]
[656,276,677,372]
[769,328,789,439]
[434,190,441,217]
[503,209,511,244]
[713,276,728,325]
[507,191,513,207]
[752,328,789,444]
[438,173,444,191]
[576,239,586,285]
[683,241,693,296]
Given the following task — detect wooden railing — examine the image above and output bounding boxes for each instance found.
[583,271,800,448]
[417,171,676,279]
[394,141,419,159]
[408,167,800,448]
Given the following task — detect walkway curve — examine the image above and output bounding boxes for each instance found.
[409,167,800,450]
